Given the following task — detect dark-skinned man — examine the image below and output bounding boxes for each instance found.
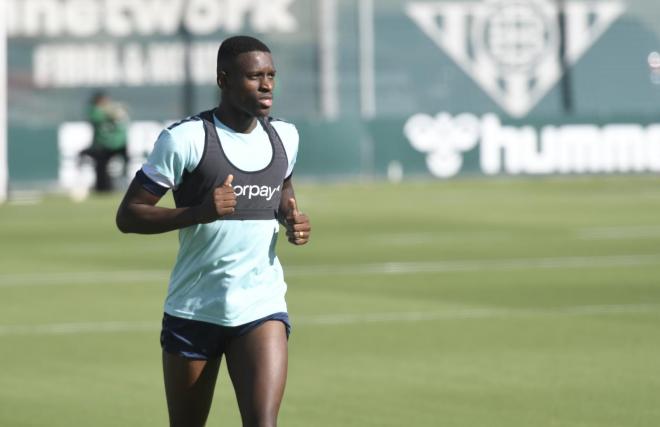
[116,35,311,427]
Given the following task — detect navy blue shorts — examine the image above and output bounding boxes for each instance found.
[160,312,291,360]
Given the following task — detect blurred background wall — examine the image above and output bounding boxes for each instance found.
[2,0,660,194]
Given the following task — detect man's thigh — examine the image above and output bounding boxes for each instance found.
[225,320,289,426]
[160,314,228,427]
[162,352,221,427]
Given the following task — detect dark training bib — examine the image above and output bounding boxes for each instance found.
[173,110,289,220]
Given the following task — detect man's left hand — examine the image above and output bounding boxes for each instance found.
[285,198,311,245]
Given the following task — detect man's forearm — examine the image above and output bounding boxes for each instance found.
[116,202,200,234]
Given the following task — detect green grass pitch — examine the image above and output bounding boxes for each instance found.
[1,176,660,426]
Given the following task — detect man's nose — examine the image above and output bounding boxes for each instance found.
[260,78,273,91]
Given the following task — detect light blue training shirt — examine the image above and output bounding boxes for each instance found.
[140,115,299,326]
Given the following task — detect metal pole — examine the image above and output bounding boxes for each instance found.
[0,0,8,203]
[319,0,339,119]
[557,0,574,114]
[359,0,375,119]
[180,24,194,117]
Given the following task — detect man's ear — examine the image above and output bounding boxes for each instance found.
[217,71,227,90]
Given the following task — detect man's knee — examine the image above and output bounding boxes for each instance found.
[242,412,278,427]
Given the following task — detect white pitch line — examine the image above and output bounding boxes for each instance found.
[297,304,660,325]
[0,270,169,287]
[2,253,660,288]
[578,226,660,240]
[0,304,657,337]
[285,253,660,276]
[369,231,509,245]
[0,320,157,336]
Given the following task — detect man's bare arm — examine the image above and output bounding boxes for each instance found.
[116,175,236,234]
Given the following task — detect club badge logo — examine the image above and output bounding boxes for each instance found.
[405,0,624,117]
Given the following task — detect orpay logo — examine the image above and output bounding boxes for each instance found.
[233,184,281,201]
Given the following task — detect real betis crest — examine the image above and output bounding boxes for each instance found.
[405,0,624,117]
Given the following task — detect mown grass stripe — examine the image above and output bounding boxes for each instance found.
[2,253,660,287]
[0,304,657,336]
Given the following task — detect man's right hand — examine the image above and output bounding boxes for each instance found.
[193,175,237,224]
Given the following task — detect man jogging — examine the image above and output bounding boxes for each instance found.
[116,35,311,427]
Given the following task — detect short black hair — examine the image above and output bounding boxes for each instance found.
[217,36,271,77]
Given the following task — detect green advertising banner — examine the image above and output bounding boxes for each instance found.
[4,0,660,192]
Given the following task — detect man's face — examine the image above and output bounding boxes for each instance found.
[220,51,276,117]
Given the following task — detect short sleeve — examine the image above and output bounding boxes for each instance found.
[272,121,299,179]
[141,127,200,190]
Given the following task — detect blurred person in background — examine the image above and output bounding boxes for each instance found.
[115,36,311,427]
[80,90,129,192]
